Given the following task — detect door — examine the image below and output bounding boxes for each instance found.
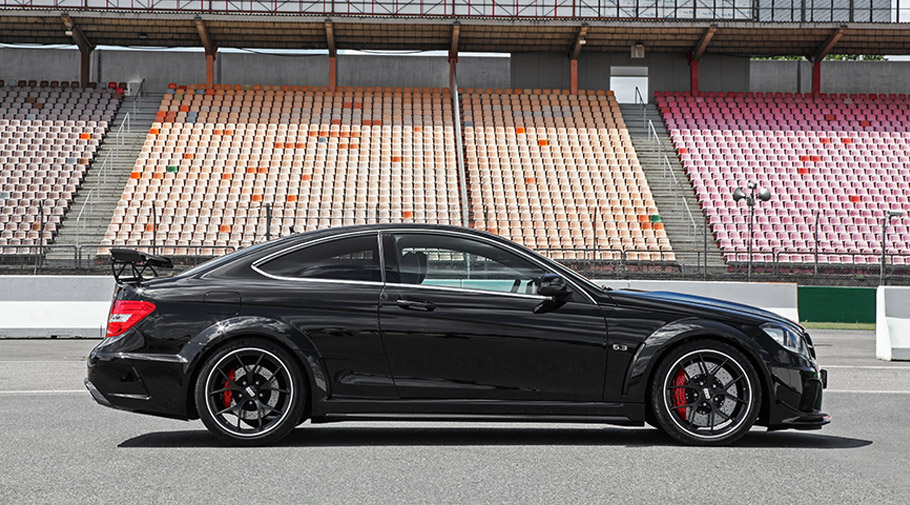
[610,66,649,104]
[378,232,608,401]
[250,232,395,399]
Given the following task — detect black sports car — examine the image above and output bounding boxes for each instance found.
[86,224,829,446]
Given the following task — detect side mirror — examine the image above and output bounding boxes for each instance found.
[537,274,570,298]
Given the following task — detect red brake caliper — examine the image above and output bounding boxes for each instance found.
[671,368,688,419]
[222,369,236,408]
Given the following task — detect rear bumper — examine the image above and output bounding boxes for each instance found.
[84,377,112,408]
[86,340,191,420]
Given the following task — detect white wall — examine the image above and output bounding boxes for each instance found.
[597,280,800,322]
[0,276,114,338]
[876,286,910,361]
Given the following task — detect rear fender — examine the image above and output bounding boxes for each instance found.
[180,316,330,417]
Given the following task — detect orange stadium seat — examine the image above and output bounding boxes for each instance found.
[461,89,671,261]
[101,85,462,255]
[0,84,121,254]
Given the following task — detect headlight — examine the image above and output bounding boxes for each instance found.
[761,323,809,357]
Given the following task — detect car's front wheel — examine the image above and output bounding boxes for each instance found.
[195,338,307,446]
[650,340,761,446]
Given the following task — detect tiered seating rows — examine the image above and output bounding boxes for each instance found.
[0,85,120,252]
[102,85,461,254]
[463,89,670,260]
[658,91,910,264]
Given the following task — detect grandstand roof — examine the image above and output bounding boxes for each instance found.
[3,11,910,56]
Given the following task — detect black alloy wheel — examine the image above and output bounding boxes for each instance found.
[195,338,307,446]
[650,340,761,446]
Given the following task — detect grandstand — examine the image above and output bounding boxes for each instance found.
[658,91,910,266]
[0,83,120,254]
[463,88,670,261]
[2,0,910,283]
[101,84,460,255]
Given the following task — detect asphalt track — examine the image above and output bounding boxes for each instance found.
[1,330,908,505]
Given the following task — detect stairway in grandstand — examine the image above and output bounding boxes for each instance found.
[619,102,726,268]
[48,93,162,263]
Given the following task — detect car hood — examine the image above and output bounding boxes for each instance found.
[607,289,797,328]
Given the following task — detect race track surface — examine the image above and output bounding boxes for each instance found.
[0,330,907,504]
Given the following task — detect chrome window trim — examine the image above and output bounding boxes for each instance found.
[246,226,596,304]
[383,281,548,301]
[380,228,597,304]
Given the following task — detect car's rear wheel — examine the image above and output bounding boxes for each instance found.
[195,338,306,446]
[650,340,761,446]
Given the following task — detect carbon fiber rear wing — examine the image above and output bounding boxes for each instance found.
[110,248,173,285]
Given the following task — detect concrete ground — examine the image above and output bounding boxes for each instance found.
[0,330,908,504]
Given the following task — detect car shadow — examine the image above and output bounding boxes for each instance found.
[119,426,872,449]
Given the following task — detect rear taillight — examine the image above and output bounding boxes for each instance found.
[106,300,156,338]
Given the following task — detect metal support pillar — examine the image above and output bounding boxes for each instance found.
[689,57,699,95]
[570,59,578,95]
[206,52,216,89]
[80,50,91,88]
[812,59,822,98]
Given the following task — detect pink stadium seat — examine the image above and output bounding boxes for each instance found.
[656,91,910,265]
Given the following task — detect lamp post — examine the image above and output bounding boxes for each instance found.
[733,182,772,282]
[881,209,904,286]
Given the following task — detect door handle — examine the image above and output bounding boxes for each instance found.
[396,299,437,312]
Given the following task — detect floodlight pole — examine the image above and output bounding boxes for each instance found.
[733,183,771,282]
[746,194,755,282]
[814,210,820,277]
[881,211,903,285]
[881,215,887,286]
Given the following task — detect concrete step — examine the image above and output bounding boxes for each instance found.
[49,95,163,261]
[620,103,726,269]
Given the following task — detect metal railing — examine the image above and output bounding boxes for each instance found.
[74,189,94,250]
[131,78,146,116]
[634,86,646,130]
[663,154,699,237]
[0,0,900,23]
[3,242,907,285]
[647,119,662,161]
[451,75,470,227]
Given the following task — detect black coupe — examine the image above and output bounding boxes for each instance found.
[86,224,829,446]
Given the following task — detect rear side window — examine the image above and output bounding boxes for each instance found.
[258,234,381,282]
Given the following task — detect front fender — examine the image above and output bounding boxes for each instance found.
[180,316,330,417]
[623,318,772,403]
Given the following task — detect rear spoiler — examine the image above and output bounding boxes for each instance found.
[110,248,173,285]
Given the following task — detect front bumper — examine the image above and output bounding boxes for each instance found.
[766,362,830,430]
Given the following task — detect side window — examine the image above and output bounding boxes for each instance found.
[393,234,547,294]
[259,234,381,282]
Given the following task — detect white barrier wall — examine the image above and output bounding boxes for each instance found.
[0,276,114,338]
[596,280,800,323]
[0,276,799,338]
[876,286,910,361]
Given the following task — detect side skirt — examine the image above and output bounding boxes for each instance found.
[311,399,645,426]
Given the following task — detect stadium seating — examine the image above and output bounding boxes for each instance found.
[0,84,120,253]
[461,88,670,260]
[657,91,910,264]
[102,84,461,255]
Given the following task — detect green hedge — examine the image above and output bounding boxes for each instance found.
[798,286,876,323]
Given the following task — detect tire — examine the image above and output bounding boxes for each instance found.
[649,340,761,446]
[195,338,307,446]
